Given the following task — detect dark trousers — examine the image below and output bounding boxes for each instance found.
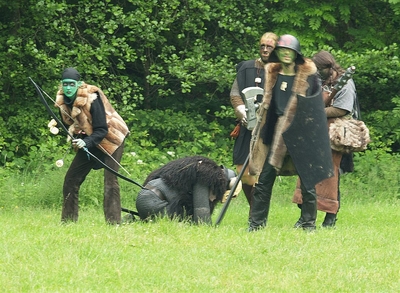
[249,159,276,228]
[61,143,124,224]
[249,155,317,229]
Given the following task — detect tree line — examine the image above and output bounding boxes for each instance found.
[1,0,400,168]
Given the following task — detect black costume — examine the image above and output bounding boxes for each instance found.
[231,59,265,165]
[135,156,236,224]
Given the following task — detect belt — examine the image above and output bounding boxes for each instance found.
[144,184,166,201]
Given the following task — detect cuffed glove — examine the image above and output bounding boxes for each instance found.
[234,105,247,125]
[72,139,86,149]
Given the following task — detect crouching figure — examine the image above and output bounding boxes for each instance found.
[135,156,240,224]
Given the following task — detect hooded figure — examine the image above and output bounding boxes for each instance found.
[135,156,240,224]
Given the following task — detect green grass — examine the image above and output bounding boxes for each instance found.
[1,194,399,292]
[1,151,400,292]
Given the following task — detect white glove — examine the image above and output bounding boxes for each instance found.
[222,177,243,203]
[234,105,247,125]
[47,119,57,128]
[72,139,86,149]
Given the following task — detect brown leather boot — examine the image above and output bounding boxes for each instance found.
[241,183,254,207]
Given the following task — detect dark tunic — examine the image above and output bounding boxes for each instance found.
[232,59,265,165]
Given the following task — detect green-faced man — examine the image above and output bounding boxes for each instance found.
[61,68,82,100]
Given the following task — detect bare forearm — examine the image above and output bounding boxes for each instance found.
[325,106,348,118]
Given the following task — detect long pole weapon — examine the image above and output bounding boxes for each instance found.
[214,154,249,226]
[29,77,142,216]
[214,86,263,226]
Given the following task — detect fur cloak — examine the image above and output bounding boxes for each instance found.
[56,82,130,155]
[249,59,333,189]
[249,58,318,175]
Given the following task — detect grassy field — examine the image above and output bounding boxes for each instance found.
[1,190,399,293]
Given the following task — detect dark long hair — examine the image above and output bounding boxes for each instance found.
[312,50,345,86]
[144,156,227,202]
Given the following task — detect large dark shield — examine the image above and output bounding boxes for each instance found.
[282,93,334,190]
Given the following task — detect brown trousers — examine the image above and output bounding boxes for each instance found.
[292,150,342,214]
[61,142,124,224]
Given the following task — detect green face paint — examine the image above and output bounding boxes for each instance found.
[276,48,296,65]
[62,79,80,99]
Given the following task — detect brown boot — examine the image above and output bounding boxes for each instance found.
[242,183,254,207]
[242,183,254,220]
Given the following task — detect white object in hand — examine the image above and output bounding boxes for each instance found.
[55,160,64,167]
[49,127,59,135]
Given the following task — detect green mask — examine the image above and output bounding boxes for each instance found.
[276,48,296,65]
[62,79,80,99]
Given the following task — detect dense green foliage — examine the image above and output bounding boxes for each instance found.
[1,0,400,170]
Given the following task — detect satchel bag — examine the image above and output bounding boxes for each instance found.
[230,122,241,138]
[329,116,371,153]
